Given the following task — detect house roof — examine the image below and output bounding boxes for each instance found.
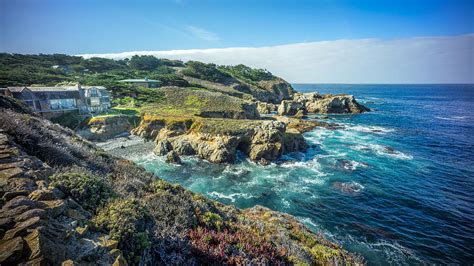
[119,79,160,83]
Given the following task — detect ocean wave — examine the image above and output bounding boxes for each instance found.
[345,124,395,134]
[352,144,413,160]
[207,191,255,203]
[435,115,468,121]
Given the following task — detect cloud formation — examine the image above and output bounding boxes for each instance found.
[186,26,220,41]
[79,34,473,83]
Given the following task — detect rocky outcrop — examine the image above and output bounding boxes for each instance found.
[256,101,277,114]
[0,131,116,265]
[133,115,308,164]
[278,92,369,115]
[76,115,137,141]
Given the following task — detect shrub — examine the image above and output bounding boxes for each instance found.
[93,198,151,264]
[49,170,114,211]
[188,227,286,265]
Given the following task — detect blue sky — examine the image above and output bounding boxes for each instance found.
[1,0,473,83]
[1,0,472,54]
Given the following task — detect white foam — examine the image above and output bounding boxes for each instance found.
[207,191,254,203]
[351,144,413,160]
[345,125,395,134]
[435,115,468,121]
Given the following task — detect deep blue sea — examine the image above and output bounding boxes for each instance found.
[132,84,474,264]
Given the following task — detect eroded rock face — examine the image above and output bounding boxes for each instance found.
[138,117,305,164]
[76,115,135,141]
[256,102,277,114]
[0,132,116,265]
[278,92,369,115]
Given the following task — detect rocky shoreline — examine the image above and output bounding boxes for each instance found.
[0,95,364,265]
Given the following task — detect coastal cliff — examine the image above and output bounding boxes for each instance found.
[0,95,364,265]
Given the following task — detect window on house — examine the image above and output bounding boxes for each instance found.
[50,99,76,110]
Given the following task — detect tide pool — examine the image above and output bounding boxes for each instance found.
[127,84,474,264]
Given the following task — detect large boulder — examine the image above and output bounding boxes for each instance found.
[305,95,369,114]
[277,100,304,116]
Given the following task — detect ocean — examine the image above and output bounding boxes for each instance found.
[120,84,474,264]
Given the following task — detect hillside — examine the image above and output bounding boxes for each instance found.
[0,53,295,104]
[0,96,363,265]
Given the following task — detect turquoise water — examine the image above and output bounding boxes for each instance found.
[132,84,474,264]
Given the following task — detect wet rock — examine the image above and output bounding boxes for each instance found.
[0,236,23,264]
[154,139,172,156]
[165,151,182,164]
[172,139,195,155]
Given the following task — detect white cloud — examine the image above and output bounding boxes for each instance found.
[185,25,220,41]
[78,34,474,84]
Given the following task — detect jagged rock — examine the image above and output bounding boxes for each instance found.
[154,139,172,156]
[256,102,277,114]
[284,129,308,152]
[113,255,128,266]
[2,190,29,201]
[14,209,46,223]
[28,190,55,201]
[3,196,39,210]
[165,151,182,165]
[171,139,195,155]
[294,109,307,118]
[76,115,134,141]
[0,167,23,179]
[24,229,42,260]
[40,200,66,217]
[0,236,23,264]
[3,216,42,240]
[305,95,369,114]
[277,100,304,116]
[3,177,36,192]
[0,217,14,230]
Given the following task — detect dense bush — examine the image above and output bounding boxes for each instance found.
[181,61,233,83]
[219,64,274,82]
[49,170,114,211]
[188,227,286,264]
[94,198,152,264]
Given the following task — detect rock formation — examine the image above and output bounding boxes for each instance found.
[278,92,370,116]
[133,115,307,164]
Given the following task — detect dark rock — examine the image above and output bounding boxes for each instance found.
[154,139,172,156]
[3,196,39,210]
[3,216,42,240]
[14,209,47,223]
[165,151,182,165]
[2,190,29,201]
[0,236,24,264]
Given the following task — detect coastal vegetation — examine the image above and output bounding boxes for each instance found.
[0,97,364,264]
